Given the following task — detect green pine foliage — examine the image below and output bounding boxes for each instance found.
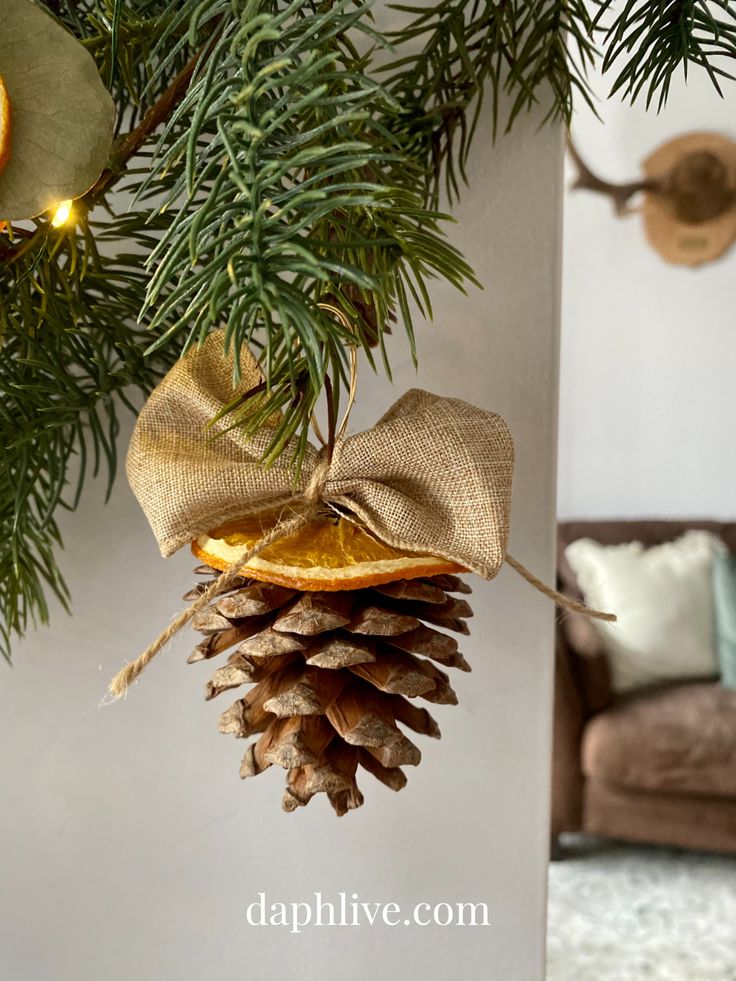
[597,0,736,109]
[141,0,476,465]
[1,0,734,660]
[383,1,599,204]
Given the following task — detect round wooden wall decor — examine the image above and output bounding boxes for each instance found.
[642,132,736,267]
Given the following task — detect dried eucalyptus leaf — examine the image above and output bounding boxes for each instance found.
[0,0,115,220]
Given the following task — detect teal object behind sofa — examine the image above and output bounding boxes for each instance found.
[714,551,736,691]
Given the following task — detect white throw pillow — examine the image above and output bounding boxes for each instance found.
[565,530,723,693]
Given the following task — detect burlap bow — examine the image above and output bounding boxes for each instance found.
[127,331,515,579]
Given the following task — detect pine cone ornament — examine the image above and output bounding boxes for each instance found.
[114,334,603,814]
[187,536,474,816]
[116,341,518,811]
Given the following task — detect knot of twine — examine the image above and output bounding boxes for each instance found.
[302,450,331,506]
[107,443,614,700]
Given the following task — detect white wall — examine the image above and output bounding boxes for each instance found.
[559,66,736,521]
[0,84,562,981]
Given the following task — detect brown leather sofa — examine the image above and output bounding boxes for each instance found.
[552,519,736,858]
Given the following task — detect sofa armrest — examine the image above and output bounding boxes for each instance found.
[551,620,613,839]
[561,611,613,716]
[551,624,586,837]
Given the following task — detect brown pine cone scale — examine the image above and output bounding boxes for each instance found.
[189,568,473,815]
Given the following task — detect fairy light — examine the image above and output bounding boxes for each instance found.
[50,199,73,228]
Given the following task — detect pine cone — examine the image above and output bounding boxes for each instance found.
[187,568,473,815]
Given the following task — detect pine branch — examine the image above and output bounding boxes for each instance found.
[86,23,222,201]
[139,0,477,466]
[0,207,180,661]
[383,1,598,204]
[596,0,736,109]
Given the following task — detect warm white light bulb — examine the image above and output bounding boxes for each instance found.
[50,199,73,228]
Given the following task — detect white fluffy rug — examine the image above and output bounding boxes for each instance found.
[547,836,736,981]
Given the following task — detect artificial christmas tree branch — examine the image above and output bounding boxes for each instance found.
[86,39,213,202]
[383,0,599,204]
[598,0,736,109]
[1,0,735,661]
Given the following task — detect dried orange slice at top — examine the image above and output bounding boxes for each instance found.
[192,514,464,591]
[0,75,11,175]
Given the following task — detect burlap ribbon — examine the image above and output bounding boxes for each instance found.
[127,331,515,577]
[111,332,612,698]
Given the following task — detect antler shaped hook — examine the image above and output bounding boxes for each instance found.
[566,134,660,216]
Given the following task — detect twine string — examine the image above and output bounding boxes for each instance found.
[107,507,317,699]
[505,553,616,623]
[107,456,334,700]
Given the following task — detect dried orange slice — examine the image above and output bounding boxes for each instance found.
[192,514,464,591]
[0,75,11,175]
